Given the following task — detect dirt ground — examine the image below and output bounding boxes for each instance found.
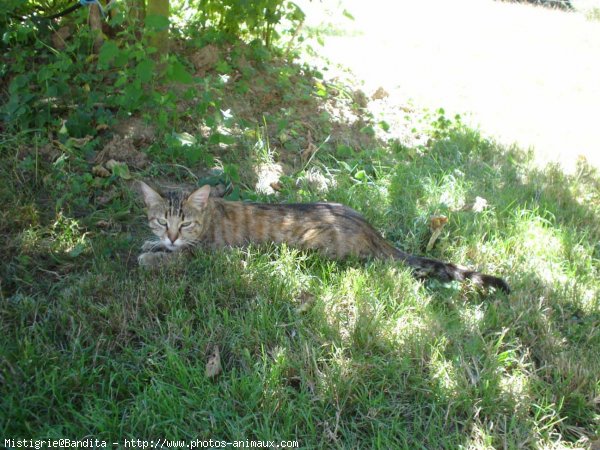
[297,0,600,171]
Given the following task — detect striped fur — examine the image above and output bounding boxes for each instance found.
[138,182,510,293]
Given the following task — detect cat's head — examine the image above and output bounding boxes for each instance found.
[139,181,211,251]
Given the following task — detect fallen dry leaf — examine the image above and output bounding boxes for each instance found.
[371,86,389,100]
[205,345,222,378]
[429,215,448,231]
[426,215,448,252]
[92,165,110,178]
[67,135,93,149]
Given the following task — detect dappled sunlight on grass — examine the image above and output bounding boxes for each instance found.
[457,304,486,334]
[498,372,532,416]
[2,68,599,450]
[509,213,568,284]
[17,212,88,256]
[429,342,462,401]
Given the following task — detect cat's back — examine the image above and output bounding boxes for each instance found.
[256,200,365,219]
[206,198,386,258]
[214,198,370,226]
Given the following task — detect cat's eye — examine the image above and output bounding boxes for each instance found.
[180,221,193,228]
[156,218,167,227]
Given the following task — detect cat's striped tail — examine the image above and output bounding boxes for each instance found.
[394,250,510,294]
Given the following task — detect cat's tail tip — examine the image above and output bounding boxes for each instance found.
[472,273,511,295]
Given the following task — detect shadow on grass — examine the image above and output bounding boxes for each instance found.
[1,66,599,447]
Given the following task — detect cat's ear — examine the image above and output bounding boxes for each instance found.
[186,185,211,209]
[138,181,163,207]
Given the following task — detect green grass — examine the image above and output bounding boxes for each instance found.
[1,26,599,447]
[1,116,598,448]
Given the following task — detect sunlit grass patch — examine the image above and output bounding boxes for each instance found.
[2,91,599,449]
[507,210,568,285]
[17,212,88,256]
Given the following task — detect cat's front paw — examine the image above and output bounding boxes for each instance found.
[138,251,172,268]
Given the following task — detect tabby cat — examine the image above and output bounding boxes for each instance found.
[137,181,510,293]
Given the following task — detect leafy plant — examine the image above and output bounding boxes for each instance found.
[185,0,304,48]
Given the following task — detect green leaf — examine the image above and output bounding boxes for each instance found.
[114,50,130,68]
[136,59,155,83]
[379,120,390,132]
[216,60,232,74]
[336,144,354,158]
[359,125,375,137]
[37,66,53,83]
[98,41,120,67]
[167,60,193,84]
[223,164,240,183]
[65,110,95,138]
[173,131,197,146]
[354,169,367,181]
[184,147,203,164]
[9,74,30,94]
[339,161,353,173]
[121,83,144,108]
[315,81,327,97]
[225,186,241,201]
[110,162,132,180]
[115,75,128,88]
[208,133,235,145]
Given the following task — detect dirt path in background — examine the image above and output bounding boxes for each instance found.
[298,0,600,171]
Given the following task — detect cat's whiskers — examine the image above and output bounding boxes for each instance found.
[141,238,165,252]
[186,238,201,248]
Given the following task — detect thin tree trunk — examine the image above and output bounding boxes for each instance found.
[89,2,104,54]
[130,0,145,24]
[146,0,170,58]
